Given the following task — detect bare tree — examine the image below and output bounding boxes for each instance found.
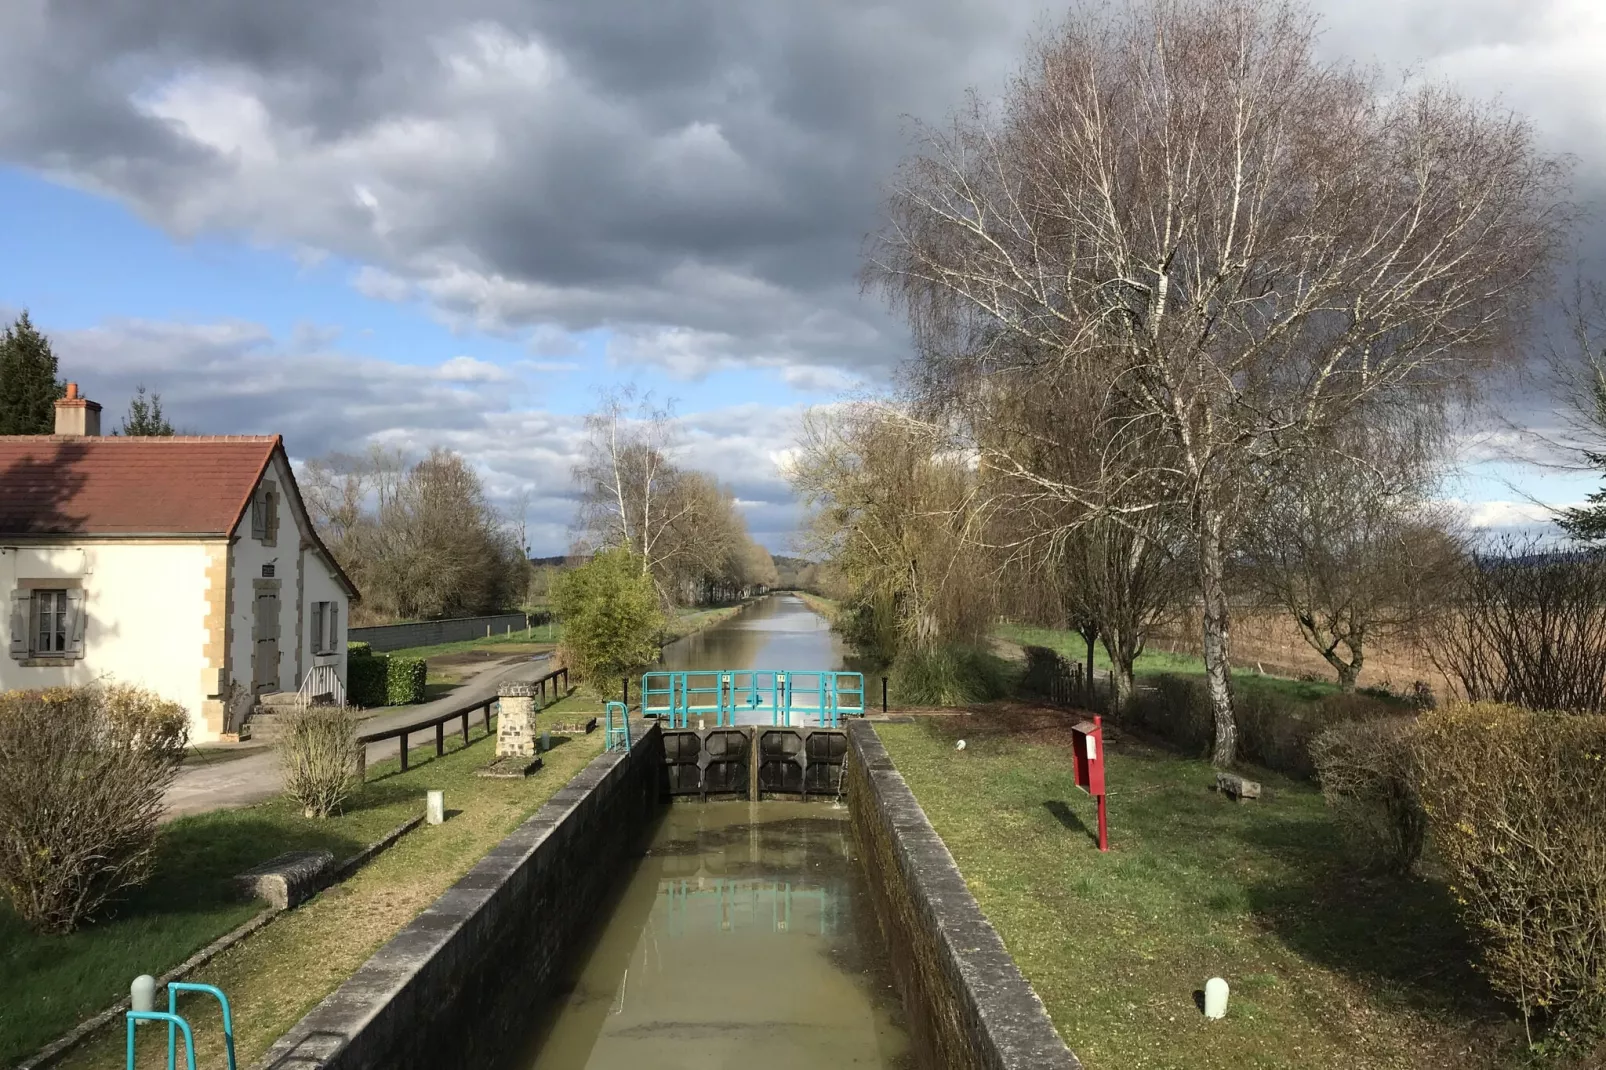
[867,0,1567,764]
[1242,429,1464,690]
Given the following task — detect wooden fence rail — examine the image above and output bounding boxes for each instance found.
[354,665,569,779]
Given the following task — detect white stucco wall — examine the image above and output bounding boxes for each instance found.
[228,452,349,706]
[0,542,213,736]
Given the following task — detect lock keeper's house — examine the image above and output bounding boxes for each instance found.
[0,383,358,742]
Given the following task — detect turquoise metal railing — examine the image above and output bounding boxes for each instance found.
[640,670,865,729]
[604,700,633,752]
[126,981,235,1070]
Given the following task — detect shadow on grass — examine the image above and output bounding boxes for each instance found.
[1233,818,1503,1023]
[1043,800,1098,848]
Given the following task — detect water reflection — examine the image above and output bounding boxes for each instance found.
[658,593,847,674]
[507,802,911,1070]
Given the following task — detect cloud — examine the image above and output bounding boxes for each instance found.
[52,316,803,553]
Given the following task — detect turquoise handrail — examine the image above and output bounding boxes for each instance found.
[168,982,235,1070]
[604,700,632,752]
[640,670,865,728]
[124,1013,195,1070]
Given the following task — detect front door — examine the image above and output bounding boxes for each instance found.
[253,589,280,695]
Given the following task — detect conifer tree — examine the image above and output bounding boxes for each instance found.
[0,312,65,435]
[118,385,176,436]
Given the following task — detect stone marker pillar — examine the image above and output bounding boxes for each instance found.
[497,683,539,759]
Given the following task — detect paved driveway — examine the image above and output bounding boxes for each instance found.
[162,654,554,820]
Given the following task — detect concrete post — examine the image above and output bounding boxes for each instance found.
[496,683,539,759]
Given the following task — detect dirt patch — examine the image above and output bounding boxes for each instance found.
[427,646,548,674]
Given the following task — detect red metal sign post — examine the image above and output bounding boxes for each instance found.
[1071,715,1109,851]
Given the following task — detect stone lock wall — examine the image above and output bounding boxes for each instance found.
[846,721,1082,1070]
[254,723,665,1070]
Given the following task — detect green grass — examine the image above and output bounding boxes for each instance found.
[3,693,604,1066]
[875,714,1521,1069]
[380,626,563,663]
[999,623,1348,704]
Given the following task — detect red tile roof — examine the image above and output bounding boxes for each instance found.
[0,435,280,536]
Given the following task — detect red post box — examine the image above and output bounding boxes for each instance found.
[1071,715,1109,852]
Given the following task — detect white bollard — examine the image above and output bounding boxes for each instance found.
[426,790,445,826]
[131,974,156,1013]
[1204,977,1229,1019]
[540,730,551,752]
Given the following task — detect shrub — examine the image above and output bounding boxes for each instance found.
[278,705,361,818]
[1018,645,1071,698]
[553,547,664,696]
[347,653,388,707]
[347,641,372,658]
[1413,704,1606,1026]
[0,685,188,933]
[1309,717,1425,874]
[385,656,427,705]
[1121,675,1396,779]
[890,645,1013,707]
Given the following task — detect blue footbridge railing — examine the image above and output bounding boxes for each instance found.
[126,980,235,1070]
[640,670,865,729]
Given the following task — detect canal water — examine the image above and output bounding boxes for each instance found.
[502,595,912,1070]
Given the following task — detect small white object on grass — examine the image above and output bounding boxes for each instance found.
[956,739,967,751]
[131,974,156,1013]
[426,789,445,826]
[1204,977,1230,1019]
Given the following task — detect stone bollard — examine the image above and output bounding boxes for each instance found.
[496,683,539,759]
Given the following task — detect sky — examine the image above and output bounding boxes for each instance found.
[0,0,1601,555]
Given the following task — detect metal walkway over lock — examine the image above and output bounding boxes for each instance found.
[641,670,865,729]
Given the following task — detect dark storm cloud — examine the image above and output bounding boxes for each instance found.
[3,0,1603,380]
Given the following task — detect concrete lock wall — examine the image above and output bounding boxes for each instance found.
[845,721,1083,1070]
[348,612,546,652]
[254,723,665,1070]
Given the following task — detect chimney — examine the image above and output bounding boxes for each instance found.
[54,382,102,437]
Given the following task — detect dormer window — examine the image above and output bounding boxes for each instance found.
[251,481,279,546]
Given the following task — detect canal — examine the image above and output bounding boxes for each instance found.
[501,594,913,1069]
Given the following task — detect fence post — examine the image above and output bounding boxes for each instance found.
[461,710,470,745]
[436,721,445,757]
[484,701,494,736]
[623,676,630,709]
[882,676,888,714]
[355,742,367,782]
[399,732,409,772]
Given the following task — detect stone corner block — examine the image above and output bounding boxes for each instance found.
[235,849,335,910]
[1215,772,1262,801]
[497,683,538,698]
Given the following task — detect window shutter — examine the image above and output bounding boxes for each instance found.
[65,590,87,657]
[329,602,339,653]
[8,591,27,659]
[266,490,279,545]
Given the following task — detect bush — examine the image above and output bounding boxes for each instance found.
[1121,675,1396,780]
[890,645,1013,707]
[277,705,361,818]
[385,656,427,705]
[553,547,664,696]
[1413,704,1606,1026]
[347,653,388,707]
[347,641,372,658]
[0,685,187,933]
[1309,718,1425,874]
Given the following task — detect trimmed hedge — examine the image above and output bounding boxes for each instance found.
[346,653,427,707]
[385,656,427,706]
[347,654,387,707]
[347,641,372,658]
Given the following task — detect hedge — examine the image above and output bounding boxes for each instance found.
[345,653,425,708]
[347,641,372,658]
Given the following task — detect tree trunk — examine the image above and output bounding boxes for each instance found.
[1078,623,1098,705]
[1198,509,1237,768]
[1335,661,1360,692]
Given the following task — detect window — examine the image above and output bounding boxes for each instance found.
[8,588,85,661]
[311,600,339,655]
[35,590,67,654]
[251,482,279,545]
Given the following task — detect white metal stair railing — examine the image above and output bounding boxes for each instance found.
[296,664,345,707]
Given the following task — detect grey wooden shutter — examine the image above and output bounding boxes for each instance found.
[65,589,87,657]
[266,490,279,546]
[328,602,339,653]
[8,591,28,659]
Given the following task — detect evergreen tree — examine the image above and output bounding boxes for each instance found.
[118,385,176,436]
[1556,375,1606,542]
[0,312,65,435]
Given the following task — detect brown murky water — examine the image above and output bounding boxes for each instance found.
[504,802,912,1070]
[502,598,911,1069]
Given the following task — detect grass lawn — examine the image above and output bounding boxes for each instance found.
[6,692,605,1069]
[875,709,1524,1070]
[998,623,1350,705]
